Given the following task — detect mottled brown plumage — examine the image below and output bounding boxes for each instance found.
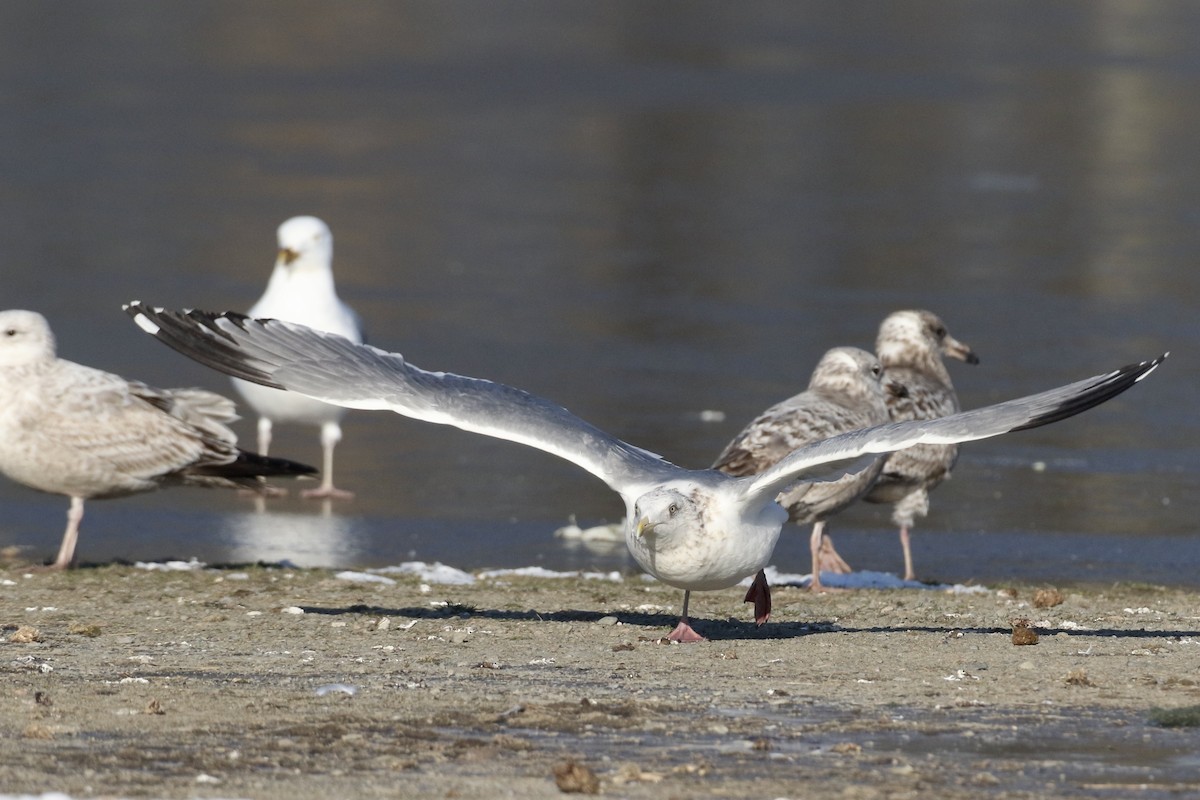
[714,347,902,593]
[864,310,979,580]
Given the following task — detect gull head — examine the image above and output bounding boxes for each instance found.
[633,486,699,543]
[809,346,903,406]
[877,309,980,367]
[276,215,334,272]
[0,309,55,367]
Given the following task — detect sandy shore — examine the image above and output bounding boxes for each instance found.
[2,564,1199,799]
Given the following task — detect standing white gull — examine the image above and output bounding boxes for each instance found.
[864,310,978,580]
[125,303,1163,641]
[713,347,903,606]
[232,215,363,499]
[0,310,317,569]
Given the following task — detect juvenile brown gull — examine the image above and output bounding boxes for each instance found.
[713,347,903,611]
[126,302,1162,642]
[231,216,364,499]
[0,310,317,569]
[864,310,979,580]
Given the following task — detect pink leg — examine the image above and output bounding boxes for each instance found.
[900,526,915,581]
[817,530,852,574]
[50,497,85,570]
[301,421,354,500]
[257,416,273,456]
[666,591,706,642]
[808,520,827,591]
[247,417,288,498]
[743,569,771,625]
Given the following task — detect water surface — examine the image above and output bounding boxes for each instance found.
[1,2,1197,584]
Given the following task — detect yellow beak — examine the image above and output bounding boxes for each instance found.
[635,517,653,538]
[278,247,300,266]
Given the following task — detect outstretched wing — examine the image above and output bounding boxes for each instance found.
[125,303,678,496]
[738,355,1165,507]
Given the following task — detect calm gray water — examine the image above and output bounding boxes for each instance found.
[1,2,1197,585]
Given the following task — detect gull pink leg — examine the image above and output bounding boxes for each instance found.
[50,496,85,570]
[900,526,915,581]
[666,590,706,642]
[301,421,355,500]
[816,529,852,574]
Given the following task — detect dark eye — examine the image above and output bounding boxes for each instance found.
[935,326,946,338]
[3,329,16,337]
[871,364,881,377]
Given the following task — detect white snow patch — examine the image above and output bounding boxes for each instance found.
[478,566,622,582]
[334,571,396,585]
[374,562,476,585]
[134,558,206,571]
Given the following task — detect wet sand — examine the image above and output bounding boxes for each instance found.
[2,564,1199,798]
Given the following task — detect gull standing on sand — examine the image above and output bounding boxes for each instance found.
[0,310,317,569]
[864,310,979,580]
[713,347,903,604]
[126,303,1162,642]
[232,216,363,499]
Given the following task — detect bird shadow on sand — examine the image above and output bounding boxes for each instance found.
[834,623,1200,640]
[295,603,1200,642]
[295,602,839,641]
[57,562,1200,643]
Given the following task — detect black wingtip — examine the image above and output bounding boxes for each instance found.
[124,302,286,390]
[189,451,319,488]
[1010,353,1166,433]
[229,451,320,478]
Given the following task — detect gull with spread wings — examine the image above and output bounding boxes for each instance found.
[125,302,1163,641]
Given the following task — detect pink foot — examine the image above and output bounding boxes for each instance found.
[743,569,772,626]
[817,533,852,574]
[666,620,706,643]
[301,486,356,500]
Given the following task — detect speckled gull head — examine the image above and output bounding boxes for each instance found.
[877,309,979,368]
[809,346,907,404]
[124,302,1165,640]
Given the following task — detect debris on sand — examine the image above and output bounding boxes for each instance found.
[1033,587,1065,608]
[7,624,41,643]
[553,760,600,794]
[1011,618,1039,645]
